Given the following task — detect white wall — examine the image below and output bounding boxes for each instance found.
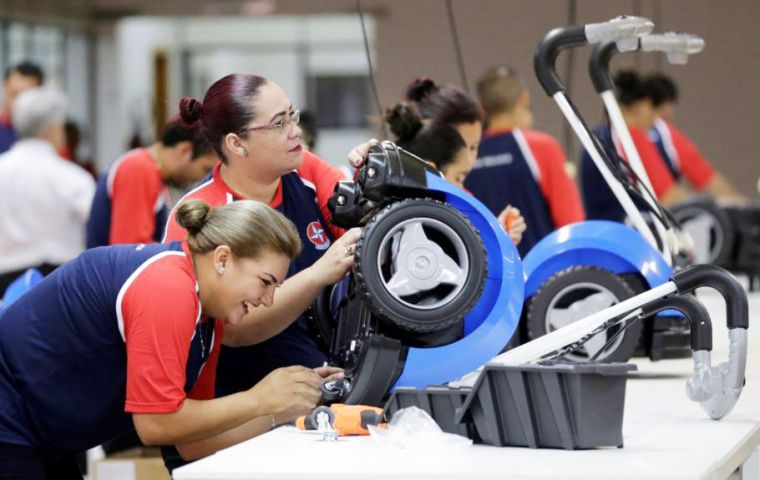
[94,26,120,173]
[63,30,92,160]
[116,18,181,156]
[94,14,375,173]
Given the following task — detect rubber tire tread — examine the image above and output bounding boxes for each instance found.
[353,198,486,334]
[525,266,642,363]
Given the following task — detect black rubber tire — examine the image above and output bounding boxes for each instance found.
[307,286,339,352]
[354,198,486,334]
[670,197,735,266]
[526,266,643,363]
[721,204,760,271]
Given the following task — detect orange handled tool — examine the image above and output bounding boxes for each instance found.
[296,404,385,436]
[502,207,517,232]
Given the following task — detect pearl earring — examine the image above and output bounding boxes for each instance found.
[217,265,225,275]
[242,148,249,157]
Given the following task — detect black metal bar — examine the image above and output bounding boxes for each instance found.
[533,25,586,97]
[671,264,749,330]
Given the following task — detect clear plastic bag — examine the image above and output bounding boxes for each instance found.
[368,406,472,451]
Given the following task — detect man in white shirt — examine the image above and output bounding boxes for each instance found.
[0,88,95,296]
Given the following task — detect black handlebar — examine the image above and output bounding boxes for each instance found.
[671,264,749,330]
[589,41,622,93]
[640,295,713,352]
[533,25,586,96]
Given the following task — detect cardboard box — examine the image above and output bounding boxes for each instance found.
[95,448,171,480]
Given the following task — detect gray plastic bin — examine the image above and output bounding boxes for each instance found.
[455,362,636,449]
[384,386,476,439]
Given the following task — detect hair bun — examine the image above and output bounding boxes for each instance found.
[179,97,203,125]
[406,77,438,103]
[176,200,211,235]
[385,103,422,142]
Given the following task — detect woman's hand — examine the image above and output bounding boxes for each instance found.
[314,366,345,381]
[348,138,379,168]
[248,366,323,423]
[308,227,362,287]
[498,205,527,246]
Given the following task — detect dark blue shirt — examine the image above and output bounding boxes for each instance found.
[0,242,213,453]
[214,170,332,396]
[465,128,572,257]
[86,149,169,248]
[580,123,627,222]
[0,121,16,154]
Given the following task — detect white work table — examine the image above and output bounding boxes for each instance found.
[175,289,760,480]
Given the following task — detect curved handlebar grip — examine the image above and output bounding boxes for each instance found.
[534,25,586,96]
[668,264,747,420]
[534,16,653,97]
[670,264,748,330]
[640,32,705,65]
[589,41,619,93]
[639,295,713,352]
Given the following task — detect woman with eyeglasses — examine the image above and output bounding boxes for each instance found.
[161,74,369,465]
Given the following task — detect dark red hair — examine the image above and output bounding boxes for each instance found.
[161,113,213,160]
[405,77,482,126]
[179,73,268,162]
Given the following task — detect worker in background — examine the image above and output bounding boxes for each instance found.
[467,65,584,256]
[0,88,94,297]
[400,76,525,246]
[646,72,746,203]
[0,61,44,154]
[404,76,483,164]
[385,101,526,246]
[86,114,219,248]
[298,110,318,151]
[61,120,97,178]
[580,70,692,222]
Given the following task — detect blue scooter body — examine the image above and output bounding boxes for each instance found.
[0,268,43,312]
[393,189,673,391]
[392,173,524,389]
[523,220,673,298]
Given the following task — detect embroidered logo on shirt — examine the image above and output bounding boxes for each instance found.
[306,221,330,250]
[472,153,514,169]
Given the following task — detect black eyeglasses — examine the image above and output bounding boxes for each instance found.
[245,109,301,133]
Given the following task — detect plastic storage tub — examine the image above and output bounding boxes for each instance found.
[455,362,636,449]
[384,386,476,439]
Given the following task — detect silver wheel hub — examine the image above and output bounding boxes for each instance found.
[378,217,469,310]
[679,212,723,264]
[545,282,623,361]
[410,249,436,279]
